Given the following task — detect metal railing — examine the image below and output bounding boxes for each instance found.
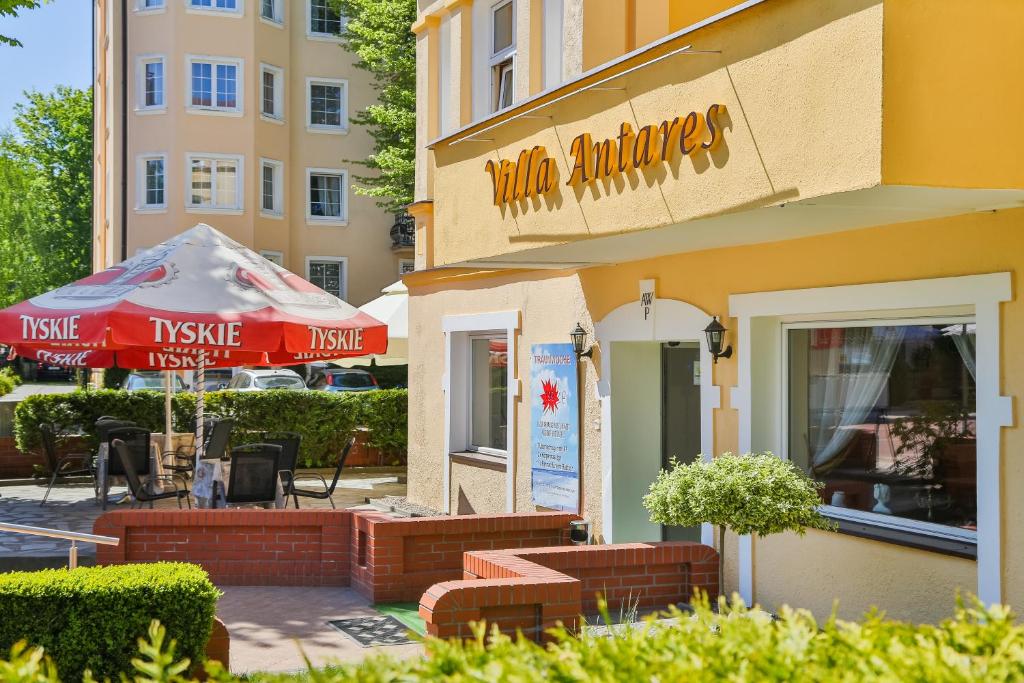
[390,212,415,249]
[0,522,120,569]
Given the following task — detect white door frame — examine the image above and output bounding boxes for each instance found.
[595,297,720,545]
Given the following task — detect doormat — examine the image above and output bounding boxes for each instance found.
[327,615,415,647]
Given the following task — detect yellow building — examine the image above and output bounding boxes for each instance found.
[92,0,414,306]
[406,0,1024,622]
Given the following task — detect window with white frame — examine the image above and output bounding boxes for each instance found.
[786,318,978,536]
[308,0,343,36]
[260,64,283,119]
[138,56,165,110]
[306,78,346,131]
[188,0,240,12]
[307,169,346,222]
[138,155,166,208]
[260,250,284,266]
[186,154,242,210]
[259,158,283,215]
[138,0,165,11]
[260,0,282,23]
[306,258,346,299]
[187,57,242,113]
[490,0,515,112]
[399,259,415,275]
[469,334,508,452]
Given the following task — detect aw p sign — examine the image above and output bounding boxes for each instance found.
[638,279,656,336]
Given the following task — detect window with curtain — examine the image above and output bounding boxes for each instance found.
[308,171,345,219]
[470,336,508,452]
[187,156,240,209]
[788,322,977,532]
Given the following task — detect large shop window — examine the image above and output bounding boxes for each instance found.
[787,320,977,540]
[469,335,508,453]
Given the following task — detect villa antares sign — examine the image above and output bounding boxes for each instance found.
[485,103,728,207]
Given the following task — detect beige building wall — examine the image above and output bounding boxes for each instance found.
[93,0,411,305]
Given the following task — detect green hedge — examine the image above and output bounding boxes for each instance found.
[0,563,219,681]
[5,596,1024,682]
[13,388,408,467]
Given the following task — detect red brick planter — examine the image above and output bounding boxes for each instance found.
[420,542,720,641]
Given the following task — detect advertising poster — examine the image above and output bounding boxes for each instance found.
[530,343,580,512]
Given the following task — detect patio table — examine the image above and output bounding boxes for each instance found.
[193,458,285,509]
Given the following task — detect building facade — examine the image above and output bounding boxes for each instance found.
[406,0,1024,623]
[92,0,414,306]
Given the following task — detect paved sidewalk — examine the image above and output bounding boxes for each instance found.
[0,471,406,565]
[217,586,423,674]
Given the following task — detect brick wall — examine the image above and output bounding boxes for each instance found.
[0,435,92,479]
[350,511,577,603]
[421,542,720,640]
[94,510,351,586]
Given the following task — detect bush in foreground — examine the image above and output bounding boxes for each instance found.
[5,595,1024,682]
[0,563,219,681]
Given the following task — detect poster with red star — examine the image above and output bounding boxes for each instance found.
[530,343,579,512]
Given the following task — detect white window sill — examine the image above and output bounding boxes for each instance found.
[135,107,167,116]
[259,16,284,28]
[450,450,508,470]
[134,7,167,16]
[306,217,348,227]
[186,106,243,118]
[259,211,284,220]
[260,114,285,125]
[135,206,168,214]
[185,7,243,18]
[306,125,348,135]
[186,206,243,215]
[820,505,977,543]
[306,32,343,43]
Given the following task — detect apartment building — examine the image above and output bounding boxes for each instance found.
[406,0,1024,624]
[92,0,415,306]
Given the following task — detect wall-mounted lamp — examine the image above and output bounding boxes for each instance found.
[570,322,594,359]
[569,519,590,545]
[703,316,733,364]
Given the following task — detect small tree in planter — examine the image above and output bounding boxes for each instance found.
[644,452,835,597]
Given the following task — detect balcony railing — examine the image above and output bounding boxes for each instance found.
[391,212,415,250]
[0,521,120,569]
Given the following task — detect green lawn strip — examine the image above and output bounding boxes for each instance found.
[374,602,426,636]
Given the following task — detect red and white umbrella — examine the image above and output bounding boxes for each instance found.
[0,224,388,456]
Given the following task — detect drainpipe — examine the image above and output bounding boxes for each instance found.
[120,0,128,261]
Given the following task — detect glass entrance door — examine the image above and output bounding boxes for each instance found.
[662,343,702,542]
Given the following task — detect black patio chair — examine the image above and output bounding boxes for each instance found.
[38,423,94,506]
[291,437,355,509]
[113,438,190,509]
[163,414,221,478]
[103,426,153,510]
[260,431,302,503]
[225,443,282,506]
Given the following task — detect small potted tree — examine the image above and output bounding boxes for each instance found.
[643,452,834,599]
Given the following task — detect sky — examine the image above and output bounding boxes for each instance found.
[0,0,92,131]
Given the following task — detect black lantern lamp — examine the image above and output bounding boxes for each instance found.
[570,322,593,359]
[704,316,733,364]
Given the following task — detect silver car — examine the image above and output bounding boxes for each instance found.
[226,368,306,391]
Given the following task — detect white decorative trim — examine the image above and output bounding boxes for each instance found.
[135,54,166,112]
[135,153,168,211]
[259,62,285,121]
[441,310,521,514]
[729,273,1013,606]
[184,0,244,17]
[594,297,720,546]
[258,157,284,217]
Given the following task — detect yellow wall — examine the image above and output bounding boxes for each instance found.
[407,213,1024,623]
[881,0,1024,190]
[431,0,883,266]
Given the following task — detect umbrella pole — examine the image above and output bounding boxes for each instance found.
[164,371,173,455]
[195,351,206,467]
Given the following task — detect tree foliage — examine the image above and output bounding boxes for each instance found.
[0,86,92,305]
[0,0,45,47]
[333,0,416,212]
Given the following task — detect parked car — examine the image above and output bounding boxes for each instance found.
[202,369,235,391]
[122,371,188,392]
[226,368,306,391]
[307,367,379,392]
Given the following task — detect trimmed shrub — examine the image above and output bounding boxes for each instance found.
[14,388,408,468]
[0,562,219,681]
[5,595,1024,682]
